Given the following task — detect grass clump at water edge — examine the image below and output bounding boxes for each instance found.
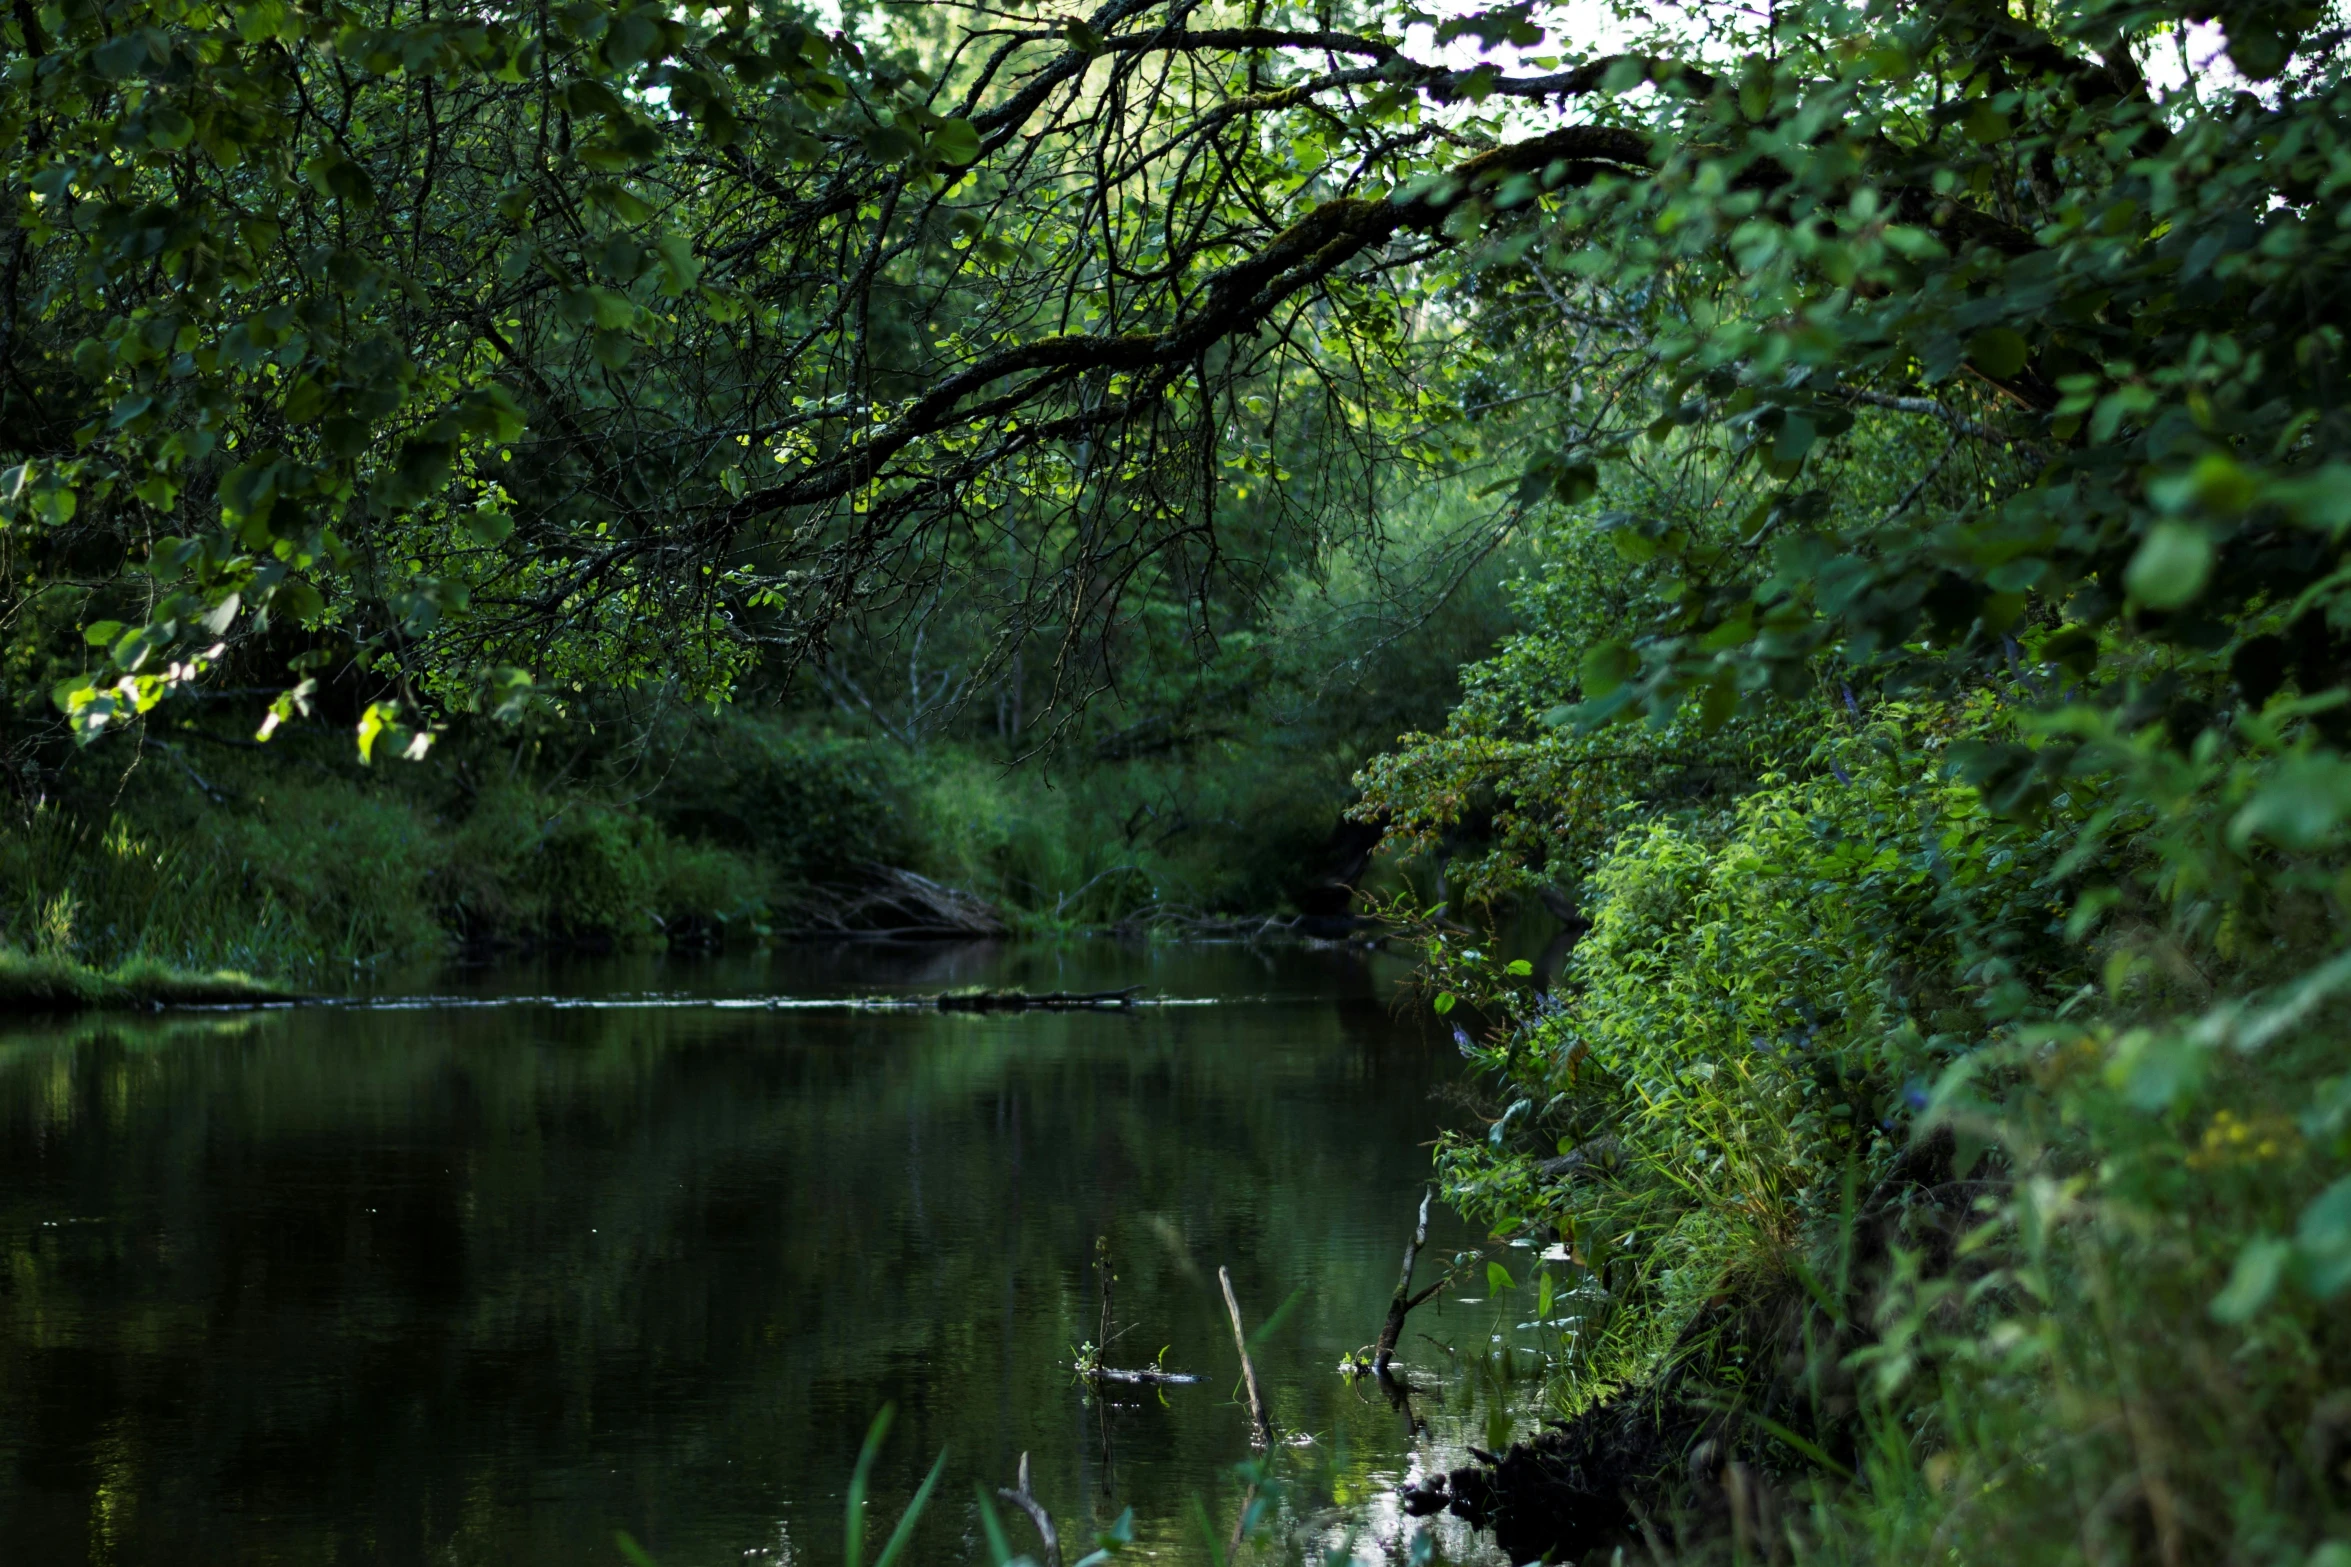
[0,946,296,1012]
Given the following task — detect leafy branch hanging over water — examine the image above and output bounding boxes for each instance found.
[5,0,1675,753]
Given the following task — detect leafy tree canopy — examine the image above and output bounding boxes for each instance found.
[3,0,2347,809]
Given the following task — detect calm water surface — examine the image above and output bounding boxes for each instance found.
[0,943,1529,1567]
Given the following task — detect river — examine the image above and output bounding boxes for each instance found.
[0,942,1529,1566]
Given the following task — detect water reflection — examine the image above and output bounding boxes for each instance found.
[0,943,1517,1566]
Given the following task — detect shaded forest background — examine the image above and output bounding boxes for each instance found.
[3,511,1518,974]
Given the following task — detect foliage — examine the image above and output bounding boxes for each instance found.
[1347,0,2351,1557]
[1413,680,2351,1560]
[1,0,1546,764]
[649,714,913,882]
[1356,505,1821,910]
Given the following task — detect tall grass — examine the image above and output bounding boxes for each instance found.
[0,746,766,984]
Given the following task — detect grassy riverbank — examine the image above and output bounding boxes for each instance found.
[1393,687,2351,1565]
[1358,456,2351,1560]
[0,685,1450,985]
[0,948,293,1010]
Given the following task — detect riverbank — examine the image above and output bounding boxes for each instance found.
[0,947,296,1011]
[1,707,1424,985]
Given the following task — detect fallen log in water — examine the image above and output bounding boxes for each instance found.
[1081,1364,1202,1385]
[928,985,1146,1012]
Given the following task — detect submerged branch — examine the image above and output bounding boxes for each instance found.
[997,1453,1061,1567]
[1219,1265,1276,1448]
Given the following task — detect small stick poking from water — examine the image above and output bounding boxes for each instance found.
[1373,1187,1435,1375]
[1096,1234,1113,1355]
[1218,1265,1274,1448]
[1077,1234,1202,1384]
[997,1452,1061,1567]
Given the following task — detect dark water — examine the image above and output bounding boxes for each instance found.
[0,943,1532,1567]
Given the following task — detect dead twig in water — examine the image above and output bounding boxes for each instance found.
[1075,1234,1202,1384]
[997,1452,1061,1567]
[1097,1235,1113,1353]
[1219,1265,1275,1448]
[1371,1187,1448,1374]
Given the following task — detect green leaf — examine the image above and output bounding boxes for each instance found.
[974,1489,1018,1567]
[148,107,195,151]
[2107,1025,2205,1111]
[356,701,400,765]
[466,509,516,545]
[592,329,639,370]
[612,1532,661,1567]
[652,236,703,297]
[845,1406,894,1567]
[1244,1284,1308,1349]
[2227,25,2288,77]
[931,118,981,165]
[1188,1496,1229,1567]
[1580,640,1636,698]
[586,181,653,223]
[2230,756,2351,850]
[2149,453,2259,517]
[2268,463,2351,536]
[1552,460,1599,504]
[2211,1237,2293,1324]
[1505,959,1533,976]
[1962,101,2011,143]
[1485,1260,1515,1295]
[1699,675,1738,733]
[2125,521,2214,609]
[268,578,326,628]
[1433,992,1456,1015]
[457,384,528,443]
[1966,328,2028,380]
[565,79,626,117]
[2297,1176,2351,1297]
[870,1448,948,1567]
[1771,412,1816,465]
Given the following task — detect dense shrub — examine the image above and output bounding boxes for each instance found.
[1410,684,2350,1561]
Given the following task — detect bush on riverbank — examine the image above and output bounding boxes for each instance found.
[1406,688,2351,1562]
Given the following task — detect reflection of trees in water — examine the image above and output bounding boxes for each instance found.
[0,950,1493,1566]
